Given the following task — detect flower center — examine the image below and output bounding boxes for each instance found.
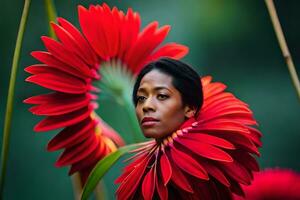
[98,59,135,105]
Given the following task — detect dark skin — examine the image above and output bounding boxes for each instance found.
[135,70,196,139]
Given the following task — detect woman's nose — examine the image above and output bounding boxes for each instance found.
[142,98,155,112]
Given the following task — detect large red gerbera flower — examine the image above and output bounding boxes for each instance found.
[25,3,188,184]
[115,76,262,200]
[234,168,300,200]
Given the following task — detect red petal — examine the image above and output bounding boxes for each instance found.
[78,5,108,59]
[24,92,59,104]
[116,155,150,200]
[101,3,119,57]
[207,131,259,156]
[126,23,170,72]
[117,8,140,61]
[29,94,90,116]
[202,106,255,125]
[232,150,259,172]
[68,138,106,175]
[248,126,262,138]
[47,118,95,151]
[202,95,249,114]
[142,167,155,200]
[26,72,87,94]
[201,92,234,109]
[41,36,93,77]
[176,137,233,162]
[156,170,168,200]
[25,64,53,74]
[31,51,87,79]
[160,152,172,185]
[203,82,226,99]
[220,160,252,185]
[135,42,189,74]
[34,105,93,132]
[115,153,148,184]
[57,17,98,67]
[170,146,209,180]
[230,179,245,197]
[147,43,189,62]
[24,92,96,105]
[248,126,262,147]
[51,23,95,67]
[201,76,213,87]
[125,146,153,162]
[169,155,194,193]
[248,132,262,148]
[194,119,250,135]
[181,133,235,150]
[200,161,230,187]
[55,133,99,166]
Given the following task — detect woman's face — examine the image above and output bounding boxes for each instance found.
[135,70,190,139]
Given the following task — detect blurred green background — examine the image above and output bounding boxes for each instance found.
[0,0,299,199]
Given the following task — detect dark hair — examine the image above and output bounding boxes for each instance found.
[132,57,203,116]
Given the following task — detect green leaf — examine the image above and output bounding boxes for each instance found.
[81,144,139,200]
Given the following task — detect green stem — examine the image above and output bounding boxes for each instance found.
[44,0,57,38]
[122,97,144,143]
[265,0,300,100]
[0,0,31,197]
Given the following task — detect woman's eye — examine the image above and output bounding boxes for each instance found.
[137,96,146,102]
[157,94,169,100]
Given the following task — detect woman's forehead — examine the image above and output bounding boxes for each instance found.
[138,70,174,89]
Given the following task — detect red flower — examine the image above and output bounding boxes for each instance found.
[234,168,300,200]
[25,3,188,184]
[115,76,262,200]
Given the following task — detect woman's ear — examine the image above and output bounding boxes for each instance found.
[184,106,196,118]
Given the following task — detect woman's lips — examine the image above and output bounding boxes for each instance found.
[141,117,159,127]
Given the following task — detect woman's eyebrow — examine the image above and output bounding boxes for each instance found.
[137,88,146,93]
[154,86,171,92]
[138,86,171,92]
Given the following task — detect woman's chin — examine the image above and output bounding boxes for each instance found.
[143,130,170,139]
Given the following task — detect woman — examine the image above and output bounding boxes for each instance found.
[133,57,203,140]
[116,58,262,200]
